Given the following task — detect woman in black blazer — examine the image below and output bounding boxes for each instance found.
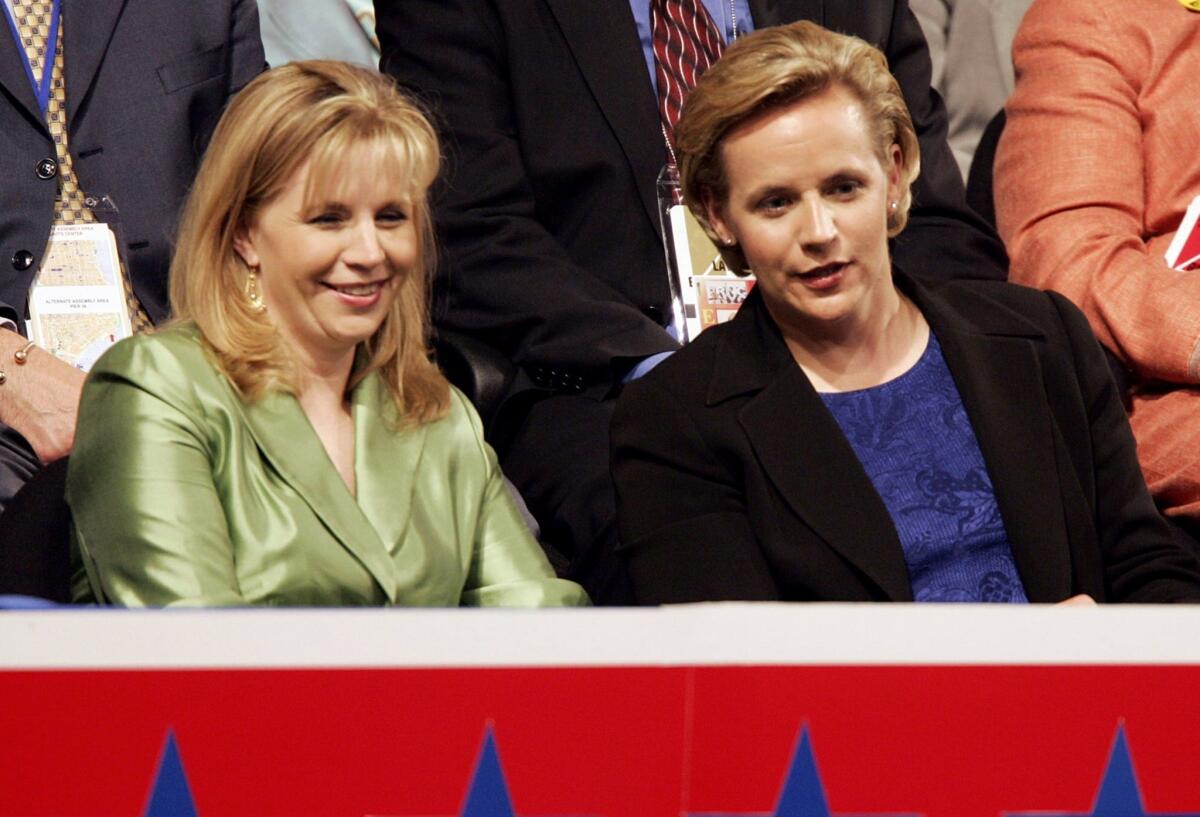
[610,22,1200,604]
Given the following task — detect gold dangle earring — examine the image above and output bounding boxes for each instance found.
[245,269,267,314]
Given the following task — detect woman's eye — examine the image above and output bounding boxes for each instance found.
[758,196,790,213]
[829,180,862,198]
[377,209,408,224]
[309,212,344,225]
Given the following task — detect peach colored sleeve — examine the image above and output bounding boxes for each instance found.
[995,0,1200,384]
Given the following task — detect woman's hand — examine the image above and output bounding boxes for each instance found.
[0,329,85,463]
[1056,594,1097,606]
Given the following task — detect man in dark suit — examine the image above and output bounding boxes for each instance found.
[0,0,263,508]
[377,0,1006,603]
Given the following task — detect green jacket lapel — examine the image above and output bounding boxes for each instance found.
[352,375,426,557]
[240,383,400,603]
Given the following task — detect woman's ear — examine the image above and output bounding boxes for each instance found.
[232,225,259,269]
[702,189,736,247]
[885,143,903,204]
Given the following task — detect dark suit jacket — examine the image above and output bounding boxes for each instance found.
[378,0,1008,399]
[611,274,1200,603]
[0,0,264,326]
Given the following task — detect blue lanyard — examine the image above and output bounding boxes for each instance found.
[1,0,62,115]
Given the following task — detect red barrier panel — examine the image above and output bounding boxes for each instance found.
[2,606,1198,817]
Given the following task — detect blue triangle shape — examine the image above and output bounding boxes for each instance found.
[1089,725,1145,816]
[773,726,832,817]
[460,728,516,817]
[143,731,199,817]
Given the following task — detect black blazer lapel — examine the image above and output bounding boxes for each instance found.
[63,0,127,128]
[909,280,1074,601]
[544,0,664,239]
[0,15,44,128]
[712,295,913,600]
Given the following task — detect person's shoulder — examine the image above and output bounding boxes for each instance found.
[924,276,1091,339]
[925,275,1051,312]
[402,384,508,495]
[88,323,224,395]
[618,322,733,423]
[408,384,489,454]
[91,322,201,370]
[441,385,484,439]
[76,325,232,444]
[638,322,726,393]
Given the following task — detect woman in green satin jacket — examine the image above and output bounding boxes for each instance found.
[67,62,587,608]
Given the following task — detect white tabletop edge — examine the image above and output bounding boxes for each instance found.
[2,603,1198,669]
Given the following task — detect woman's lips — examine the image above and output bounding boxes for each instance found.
[793,262,847,290]
[323,279,388,308]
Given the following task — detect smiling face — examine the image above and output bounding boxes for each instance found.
[706,84,902,342]
[233,141,418,368]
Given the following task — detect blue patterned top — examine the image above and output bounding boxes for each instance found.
[819,333,1028,603]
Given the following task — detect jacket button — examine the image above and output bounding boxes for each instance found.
[12,250,34,271]
[644,305,664,323]
[35,158,58,180]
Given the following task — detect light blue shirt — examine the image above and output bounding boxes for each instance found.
[256,0,379,68]
[628,0,755,99]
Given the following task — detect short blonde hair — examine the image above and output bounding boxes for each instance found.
[675,21,921,272]
[170,60,449,425]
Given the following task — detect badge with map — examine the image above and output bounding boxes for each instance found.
[27,222,133,371]
[658,165,757,344]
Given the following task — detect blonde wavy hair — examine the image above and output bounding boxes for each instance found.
[675,21,922,273]
[170,60,449,425]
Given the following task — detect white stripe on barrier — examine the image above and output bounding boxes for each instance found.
[1,603,1198,669]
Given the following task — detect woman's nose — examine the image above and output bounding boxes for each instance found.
[798,197,836,248]
[345,220,386,267]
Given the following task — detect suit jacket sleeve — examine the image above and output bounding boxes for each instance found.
[1049,292,1200,602]
[377,0,679,382]
[995,0,1200,384]
[611,375,780,603]
[229,0,267,95]
[881,0,1009,281]
[67,338,244,607]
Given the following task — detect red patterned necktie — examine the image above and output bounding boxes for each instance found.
[651,0,726,157]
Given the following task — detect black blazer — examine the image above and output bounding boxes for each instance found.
[611,274,1200,603]
[378,0,1008,398]
[0,0,263,326]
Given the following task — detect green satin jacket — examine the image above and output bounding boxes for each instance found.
[67,325,587,608]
